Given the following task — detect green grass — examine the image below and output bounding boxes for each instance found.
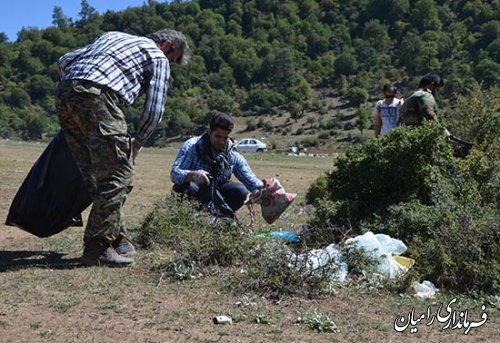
[0,141,498,342]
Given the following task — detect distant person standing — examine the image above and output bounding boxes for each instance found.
[56,30,190,266]
[374,84,403,137]
[398,72,444,126]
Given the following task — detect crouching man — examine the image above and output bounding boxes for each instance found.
[170,112,263,219]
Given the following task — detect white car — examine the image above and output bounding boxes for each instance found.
[234,139,267,153]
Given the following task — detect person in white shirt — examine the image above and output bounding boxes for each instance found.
[374,84,403,137]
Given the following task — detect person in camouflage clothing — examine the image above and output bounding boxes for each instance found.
[56,30,190,266]
[398,72,444,126]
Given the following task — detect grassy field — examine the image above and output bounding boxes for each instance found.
[0,140,498,343]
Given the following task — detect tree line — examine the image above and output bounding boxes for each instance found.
[0,0,498,144]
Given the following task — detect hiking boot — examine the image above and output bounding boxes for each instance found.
[112,235,136,256]
[81,238,133,267]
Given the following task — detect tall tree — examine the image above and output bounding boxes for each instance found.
[79,0,98,22]
[412,0,442,31]
[355,107,370,134]
[52,6,70,28]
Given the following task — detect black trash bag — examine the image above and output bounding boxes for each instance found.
[448,134,474,159]
[5,131,92,237]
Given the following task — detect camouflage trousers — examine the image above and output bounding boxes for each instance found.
[55,80,133,244]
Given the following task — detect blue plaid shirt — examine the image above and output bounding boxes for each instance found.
[171,136,263,192]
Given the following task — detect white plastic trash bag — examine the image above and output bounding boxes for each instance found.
[345,231,409,278]
[413,280,439,299]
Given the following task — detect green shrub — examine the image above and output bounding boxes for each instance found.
[136,195,251,268]
[300,137,320,147]
[305,176,329,207]
[310,123,469,229]
[305,123,500,294]
[262,120,273,132]
[138,196,341,298]
[447,86,499,153]
[245,117,257,131]
[318,131,330,140]
[325,118,342,130]
[408,209,499,293]
[297,309,338,333]
[228,242,342,299]
[347,87,368,107]
[295,128,305,135]
[446,86,499,204]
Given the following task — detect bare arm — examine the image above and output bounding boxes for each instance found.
[374,112,382,137]
[374,102,382,137]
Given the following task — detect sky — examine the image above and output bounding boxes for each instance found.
[0,0,150,41]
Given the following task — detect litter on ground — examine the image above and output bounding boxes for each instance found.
[345,231,414,279]
[413,280,439,299]
[263,230,417,287]
[255,230,300,243]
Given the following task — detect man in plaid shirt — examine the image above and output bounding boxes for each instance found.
[56,29,190,266]
[171,113,263,219]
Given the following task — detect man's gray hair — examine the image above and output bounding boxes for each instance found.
[147,29,191,65]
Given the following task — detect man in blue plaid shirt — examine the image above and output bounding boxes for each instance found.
[171,113,263,217]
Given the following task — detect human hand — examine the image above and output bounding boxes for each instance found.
[131,139,142,165]
[192,170,210,185]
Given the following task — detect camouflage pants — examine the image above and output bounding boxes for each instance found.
[55,80,133,244]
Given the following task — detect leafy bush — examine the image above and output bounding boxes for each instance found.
[305,176,329,207]
[445,85,500,206]
[310,124,466,229]
[295,128,305,135]
[306,123,499,294]
[347,87,368,107]
[245,117,257,131]
[137,196,340,299]
[407,209,499,293]
[262,120,273,132]
[300,137,320,148]
[318,131,330,140]
[355,107,370,134]
[297,310,338,333]
[228,242,342,299]
[136,195,251,268]
[325,117,342,130]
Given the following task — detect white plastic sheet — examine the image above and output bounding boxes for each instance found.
[413,280,439,299]
[345,231,409,278]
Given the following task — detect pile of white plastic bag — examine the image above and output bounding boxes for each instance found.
[275,231,412,286]
[344,231,410,279]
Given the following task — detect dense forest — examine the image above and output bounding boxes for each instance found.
[0,0,498,145]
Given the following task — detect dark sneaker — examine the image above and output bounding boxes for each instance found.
[112,235,136,256]
[82,239,133,267]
